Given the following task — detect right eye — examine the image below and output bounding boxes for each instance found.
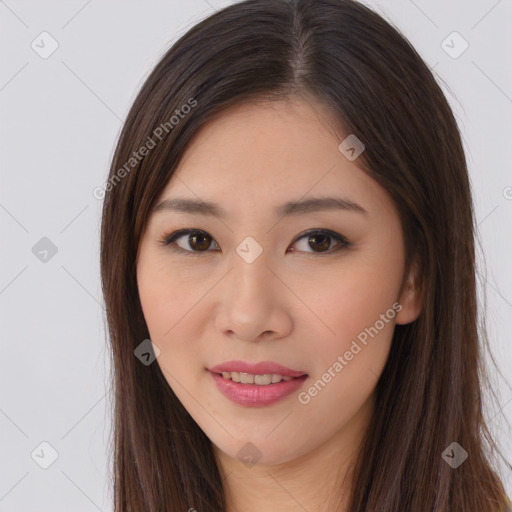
[159,229,220,256]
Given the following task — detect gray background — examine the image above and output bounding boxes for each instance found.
[1,0,511,510]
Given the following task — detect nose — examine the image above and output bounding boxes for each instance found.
[214,250,293,343]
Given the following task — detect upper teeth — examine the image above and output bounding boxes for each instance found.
[221,372,293,385]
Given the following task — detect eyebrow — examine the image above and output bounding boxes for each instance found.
[152,196,369,218]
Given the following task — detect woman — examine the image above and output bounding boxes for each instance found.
[100,0,511,510]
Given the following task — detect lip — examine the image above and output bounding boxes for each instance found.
[209,371,309,407]
[208,360,307,378]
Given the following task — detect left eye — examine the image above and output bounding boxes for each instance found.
[290,230,349,254]
[160,229,350,256]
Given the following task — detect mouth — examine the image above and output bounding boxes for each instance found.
[211,370,308,385]
[208,360,308,380]
[208,370,309,407]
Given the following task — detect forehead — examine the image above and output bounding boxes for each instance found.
[155,99,391,219]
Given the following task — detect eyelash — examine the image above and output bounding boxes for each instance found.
[157,228,351,257]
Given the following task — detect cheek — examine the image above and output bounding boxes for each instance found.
[137,257,210,385]
[297,281,397,422]
[293,258,400,343]
[313,291,396,384]
[137,276,173,339]
[137,255,200,339]
[291,252,401,388]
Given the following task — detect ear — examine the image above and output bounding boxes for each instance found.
[395,260,422,325]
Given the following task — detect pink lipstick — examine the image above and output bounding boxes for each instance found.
[208,360,308,407]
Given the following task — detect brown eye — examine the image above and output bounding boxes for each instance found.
[187,232,212,251]
[162,229,219,255]
[290,230,349,255]
[307,233,331,252]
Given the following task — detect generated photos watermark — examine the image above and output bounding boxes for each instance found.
[93,97,197,200]
[298,301,403,404]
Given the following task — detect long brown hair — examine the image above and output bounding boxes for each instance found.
[100,0,510,510]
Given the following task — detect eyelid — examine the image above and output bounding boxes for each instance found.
[159,228,350,256]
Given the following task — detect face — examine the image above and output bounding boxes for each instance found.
[136,98,420,469]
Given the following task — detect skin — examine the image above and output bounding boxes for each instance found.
[136,96,421,512]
